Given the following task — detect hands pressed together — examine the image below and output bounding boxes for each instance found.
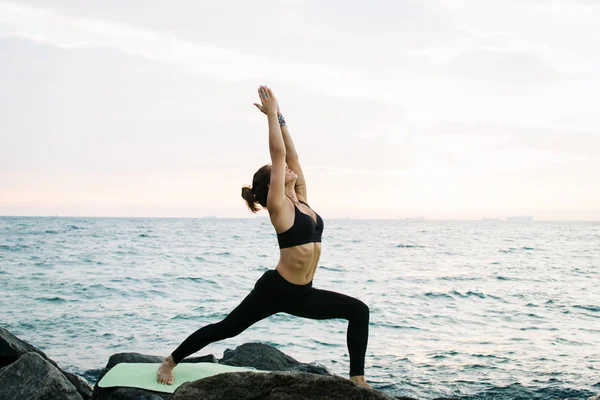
[253,85,280,117]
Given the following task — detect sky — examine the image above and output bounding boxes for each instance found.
[0,0,599,220]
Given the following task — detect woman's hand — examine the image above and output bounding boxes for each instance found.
[254,85,280,116]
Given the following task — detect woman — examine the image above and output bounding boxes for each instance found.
[157,86,371,389]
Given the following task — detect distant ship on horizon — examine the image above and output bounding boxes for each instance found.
[506,215,534,222]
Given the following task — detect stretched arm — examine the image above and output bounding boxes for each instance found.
[254,96,308,203]
[279,116,308,203]
[258,86,286,210]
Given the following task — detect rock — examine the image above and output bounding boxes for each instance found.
[82,368,105,385]
[0,327,93,399]
[171,370,392,400]
[392,398,458,400]
[105,352,216,370]
[93,387,167,400]
[0,327,43,367]
[588,396,600,400]
[92,343,375,400]
[0,352,82,400]
[219,342,331,375]
[105,353,164,370]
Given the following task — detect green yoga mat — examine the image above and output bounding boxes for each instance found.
[98,362,267,394]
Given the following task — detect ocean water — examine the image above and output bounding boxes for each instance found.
[0,216,598,399]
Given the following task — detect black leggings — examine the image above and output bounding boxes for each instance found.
[170,269,370,377]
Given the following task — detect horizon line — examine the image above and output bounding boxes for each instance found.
[1,215,598,222]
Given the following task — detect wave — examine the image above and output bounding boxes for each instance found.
[431,350,459,359]
[460,382,597,400]
[0,244,30,251]
[487,294,507,302]
[202,251,232,256]
[520,326,558,331]
[319,265,346,272]
[438,276,482,281]
[471,353,510,361]
[176,276,217,285]
[310,339,339,347]
[424,292,454,299]
[421,290,501,301]
[171,314,201,320]
[35,297,67,303]
[499,246,537,253]
[85,284,111,291]
[377,322,424,331]
[574,304,600,312]
[451,290,486,299]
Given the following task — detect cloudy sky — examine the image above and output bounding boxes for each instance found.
[1,0,598,220]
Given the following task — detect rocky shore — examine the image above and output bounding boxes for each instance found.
[1,327,598,400]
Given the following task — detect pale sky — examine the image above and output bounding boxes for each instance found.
[1,0,599,220]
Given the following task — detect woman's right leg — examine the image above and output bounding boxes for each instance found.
[158,273,279,384]
[170,288,278,364]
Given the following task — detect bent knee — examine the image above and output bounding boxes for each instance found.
[353,300,370,322]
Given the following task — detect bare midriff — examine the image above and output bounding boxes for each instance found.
[275,242,322,285]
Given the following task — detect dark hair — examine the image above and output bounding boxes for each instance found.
[241,164,271,213]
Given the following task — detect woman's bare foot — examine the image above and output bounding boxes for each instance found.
[157,355,176,385]
[349,375,372,389]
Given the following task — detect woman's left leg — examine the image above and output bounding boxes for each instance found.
[284,287,370,378]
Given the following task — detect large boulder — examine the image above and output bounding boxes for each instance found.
[219,342,331,375]
[0,327,41,367]
[0,352,82,400]
[171,370,392,400]
[105,353,216,371]
[0,327,93,399]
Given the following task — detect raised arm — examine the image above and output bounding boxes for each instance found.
[258,86,286,211]
[279,115,308,203]
[254,92,308,203]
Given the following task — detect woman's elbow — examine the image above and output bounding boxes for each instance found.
[269,145,286,158]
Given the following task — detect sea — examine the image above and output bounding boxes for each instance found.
[0,216,598,400]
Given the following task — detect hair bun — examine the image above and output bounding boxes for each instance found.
[241,186,255,201]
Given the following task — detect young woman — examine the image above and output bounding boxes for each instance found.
[157,86,371,389]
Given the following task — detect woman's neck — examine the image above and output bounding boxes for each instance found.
[284,185,298,204]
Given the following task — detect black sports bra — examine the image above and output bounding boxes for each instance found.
[277,201,324,249]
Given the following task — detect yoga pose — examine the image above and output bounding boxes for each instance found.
[157,86,371,389]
